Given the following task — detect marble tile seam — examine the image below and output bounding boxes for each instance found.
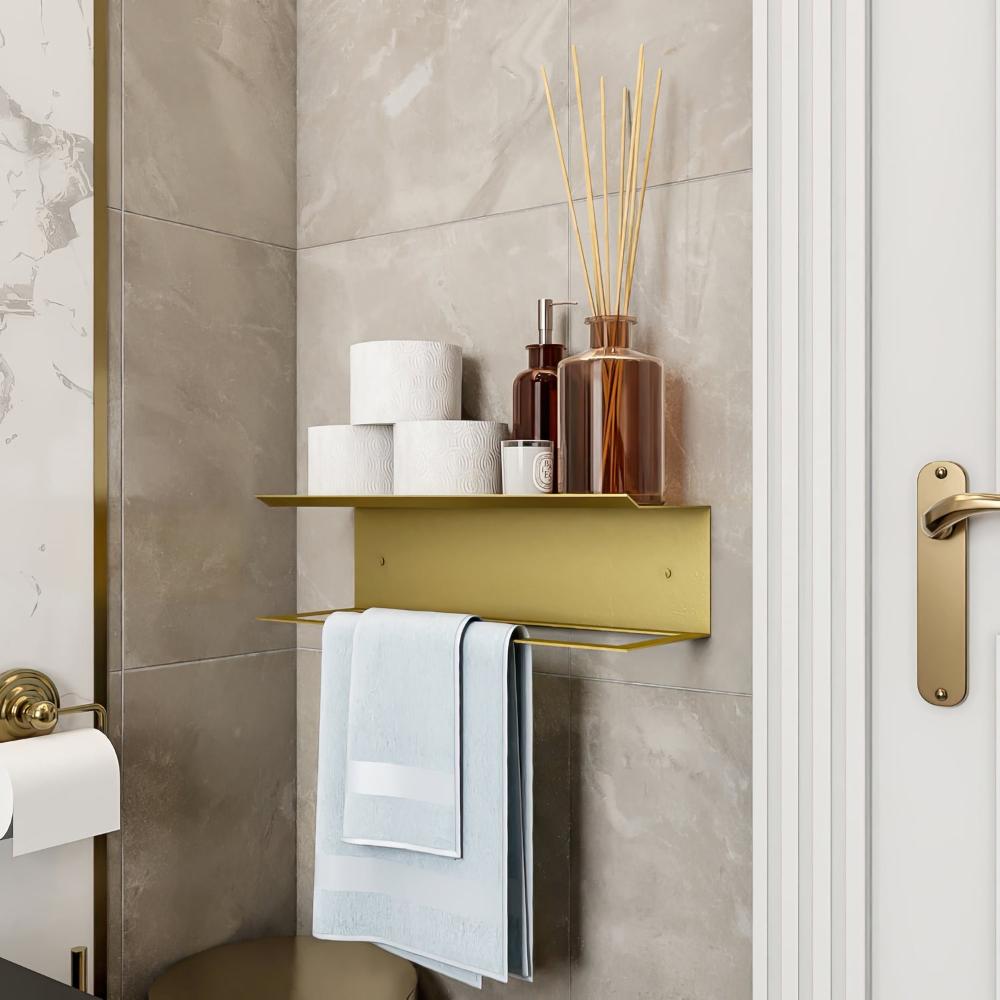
[120,208,297,252]
[570,673,752,698]
[295,166,752,254]
[118,647,298,674]
[293,645,749,698]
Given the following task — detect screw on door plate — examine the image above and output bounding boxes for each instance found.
[934,687,948,701]
[935,467,948,479]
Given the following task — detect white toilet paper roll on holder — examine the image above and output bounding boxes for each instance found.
[0,669,107,742]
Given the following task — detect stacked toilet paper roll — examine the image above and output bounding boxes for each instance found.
[308,340,507,495]
[308,424,393,495]
[393,421,506,495]
[350,340,462,424]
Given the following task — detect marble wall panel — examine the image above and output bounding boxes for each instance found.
[121,652,297,1000]
[298,0,568,246]
[0,1,99,980]
[121,214,296,669]
[122,0,296,246]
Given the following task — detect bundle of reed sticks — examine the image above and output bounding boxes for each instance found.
[541,47,663,493]
[541,45,662,320]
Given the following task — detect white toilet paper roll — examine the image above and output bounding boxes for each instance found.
[308,424,393,495]
[350,341,462,425]
[393,421,508,495]
[0,729,120,856]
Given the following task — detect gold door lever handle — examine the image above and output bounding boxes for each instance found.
[923,491,1000,539]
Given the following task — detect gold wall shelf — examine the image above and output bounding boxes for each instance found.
[258,493,668,510]
[258,494,711,653]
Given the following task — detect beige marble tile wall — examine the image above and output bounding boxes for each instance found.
[296,2,752,998]
[107,1,298,998]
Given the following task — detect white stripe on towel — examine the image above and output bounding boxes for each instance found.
[346,760,455,807]
[314,853,494,925]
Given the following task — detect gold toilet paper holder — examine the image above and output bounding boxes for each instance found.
[0,669,107,743]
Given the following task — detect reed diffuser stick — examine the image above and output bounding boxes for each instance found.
[616,47,645,315]
[624,67,663,310]
[541,46,662,322]
[600,77,610,306]
[629,48,646,239]
[571,46,606,315]
[540,66,597,315]
[615,87,628,310]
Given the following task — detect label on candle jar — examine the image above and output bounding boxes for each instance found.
[533,452,553,492]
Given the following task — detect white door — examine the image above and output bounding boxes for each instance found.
[0,1,99,991]
[872,0,999,995]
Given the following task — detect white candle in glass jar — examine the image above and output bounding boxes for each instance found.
[501,440,554,495]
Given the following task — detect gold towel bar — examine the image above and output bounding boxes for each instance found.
[257,608,706,653]
[0,669,108,743]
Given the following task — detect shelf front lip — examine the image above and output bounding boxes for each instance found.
[258,608,709,653]
[257,493,708,511]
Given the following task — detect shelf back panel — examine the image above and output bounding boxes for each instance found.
[353,505,711,636]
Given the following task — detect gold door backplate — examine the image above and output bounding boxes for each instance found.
[917,461,968,706]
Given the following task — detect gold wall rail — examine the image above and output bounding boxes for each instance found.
[257,609,705,653]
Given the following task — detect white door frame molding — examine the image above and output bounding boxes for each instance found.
[752,1,871,997]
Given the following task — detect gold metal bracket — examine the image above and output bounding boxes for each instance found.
[256,494,712,651]
[0,669,108,742]
[917,462,969,706]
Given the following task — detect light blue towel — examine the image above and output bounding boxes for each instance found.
[313,612,533,988]
[343,608,473,858]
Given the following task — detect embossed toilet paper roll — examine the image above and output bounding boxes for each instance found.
[393,421,507,495]
[0,729,120,856]
[350,341,462,425]
[308,424,393,495]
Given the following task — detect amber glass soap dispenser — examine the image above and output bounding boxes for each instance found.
[513,299,573,481]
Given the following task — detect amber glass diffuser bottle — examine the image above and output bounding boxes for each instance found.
[512,299,573,481]
[540,45,668,502]
[558,314,664,503]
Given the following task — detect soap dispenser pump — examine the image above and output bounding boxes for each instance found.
[512,298,574,474]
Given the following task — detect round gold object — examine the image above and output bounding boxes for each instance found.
[935,467,949,479]
[0,669,61,742]
[934,687,949,701]
[27,700,58,731]
[149,938,416,1000]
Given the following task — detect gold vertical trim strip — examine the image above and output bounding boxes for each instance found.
[93,0,110,994]
[71,946,89,992]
